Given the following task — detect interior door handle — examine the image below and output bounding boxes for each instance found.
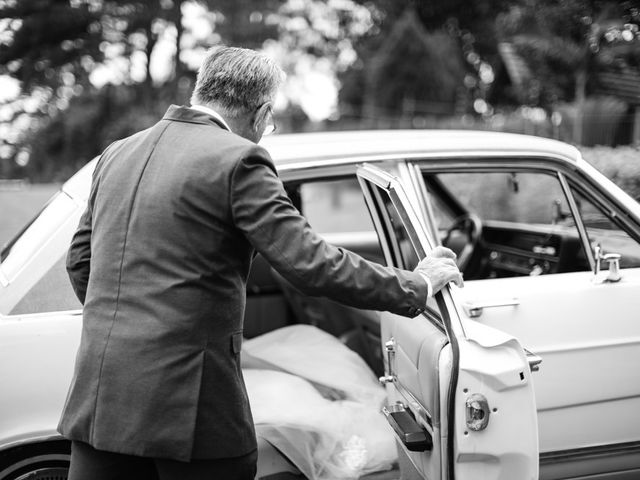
[462,298,519,318]
[382,403,433,452]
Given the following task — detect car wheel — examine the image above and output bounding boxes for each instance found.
[0,441,70,480]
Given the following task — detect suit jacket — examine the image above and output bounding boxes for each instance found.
[59,105,428,462]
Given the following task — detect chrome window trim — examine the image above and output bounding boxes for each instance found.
[2,309,83,320]
[558,172,596,271]
[279,150,579,177]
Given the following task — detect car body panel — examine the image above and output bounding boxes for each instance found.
[0,312,81,449]
[458,270,640,453]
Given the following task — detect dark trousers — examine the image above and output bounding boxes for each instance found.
[68,441,258,480]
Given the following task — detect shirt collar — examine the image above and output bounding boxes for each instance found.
[189,104,233,132]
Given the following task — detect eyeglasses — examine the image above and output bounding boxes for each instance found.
[262,106,276,136]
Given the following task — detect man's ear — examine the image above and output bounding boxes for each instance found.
[252,102,271,132]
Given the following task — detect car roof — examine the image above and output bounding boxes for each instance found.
[63,129,582,200]
[260,130,582,169]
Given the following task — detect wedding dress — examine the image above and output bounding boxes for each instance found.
[242,324,397,480]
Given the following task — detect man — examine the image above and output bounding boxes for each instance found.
[60,46,463,479]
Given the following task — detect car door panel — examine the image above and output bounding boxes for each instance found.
[357,163,538,480]
[381,311,449,480]
[458,270,640,454]
[452,318,539,480]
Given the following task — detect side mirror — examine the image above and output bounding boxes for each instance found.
[593,244,622,283]
[551,199,570,225]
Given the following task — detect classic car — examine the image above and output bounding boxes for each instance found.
[1,130,639,480]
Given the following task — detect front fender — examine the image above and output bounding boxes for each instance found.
[0,312,81,451]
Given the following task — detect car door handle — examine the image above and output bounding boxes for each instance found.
[462,298,520,318]
[382,403,433,452]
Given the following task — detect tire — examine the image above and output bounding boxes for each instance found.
[0,441,70,480]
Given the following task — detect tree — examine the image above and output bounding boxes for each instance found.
[0,0,283,180]
[496,0,640,143]
[259,0,378,124]
[338,0,515,122]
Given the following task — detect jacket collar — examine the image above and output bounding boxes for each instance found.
[189,104,233,132]
[162,104,230,131]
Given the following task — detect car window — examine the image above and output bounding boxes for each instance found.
[9,255,81,315]
[366,179,442,320]
[300,178,375,234]
[437,172,570,225]
[426,171,590,278]
[569,187,640,268]
[380,191,420,270]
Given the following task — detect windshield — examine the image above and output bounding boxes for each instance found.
[0,191,77,283]
[436,171,570,226]
[1,192,61,262]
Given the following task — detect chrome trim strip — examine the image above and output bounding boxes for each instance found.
[403,162,439,244]
[558,171,596,271]
[4,309,83,320]
[357,174,401,268]
[462,298,520,318]
[279,151,579,173]
[0,453,70,478]
[540,440,640,464]
[356,163,393,189]
[395,381,434,434]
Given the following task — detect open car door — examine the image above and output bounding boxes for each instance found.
[357,163,539,480]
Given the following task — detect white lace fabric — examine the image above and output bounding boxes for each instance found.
[242,325,397,479]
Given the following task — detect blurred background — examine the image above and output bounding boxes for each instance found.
[2,0,640,245]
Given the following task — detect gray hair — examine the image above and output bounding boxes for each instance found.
[191,46,285,115]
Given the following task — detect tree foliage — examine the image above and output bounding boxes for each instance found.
[496,0,640,107]
[2,0,639,180]
[340,0,513,121]
[0,0,283,179]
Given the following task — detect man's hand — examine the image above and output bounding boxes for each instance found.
[415,246,464,295]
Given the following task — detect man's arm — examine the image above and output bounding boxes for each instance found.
[66,204,92,305]
[65,142,119,305]
[231,148,459,317]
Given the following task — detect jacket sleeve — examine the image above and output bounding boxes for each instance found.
[66,204,92,304]
[66,142,117,304]
[230,147,428,318]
